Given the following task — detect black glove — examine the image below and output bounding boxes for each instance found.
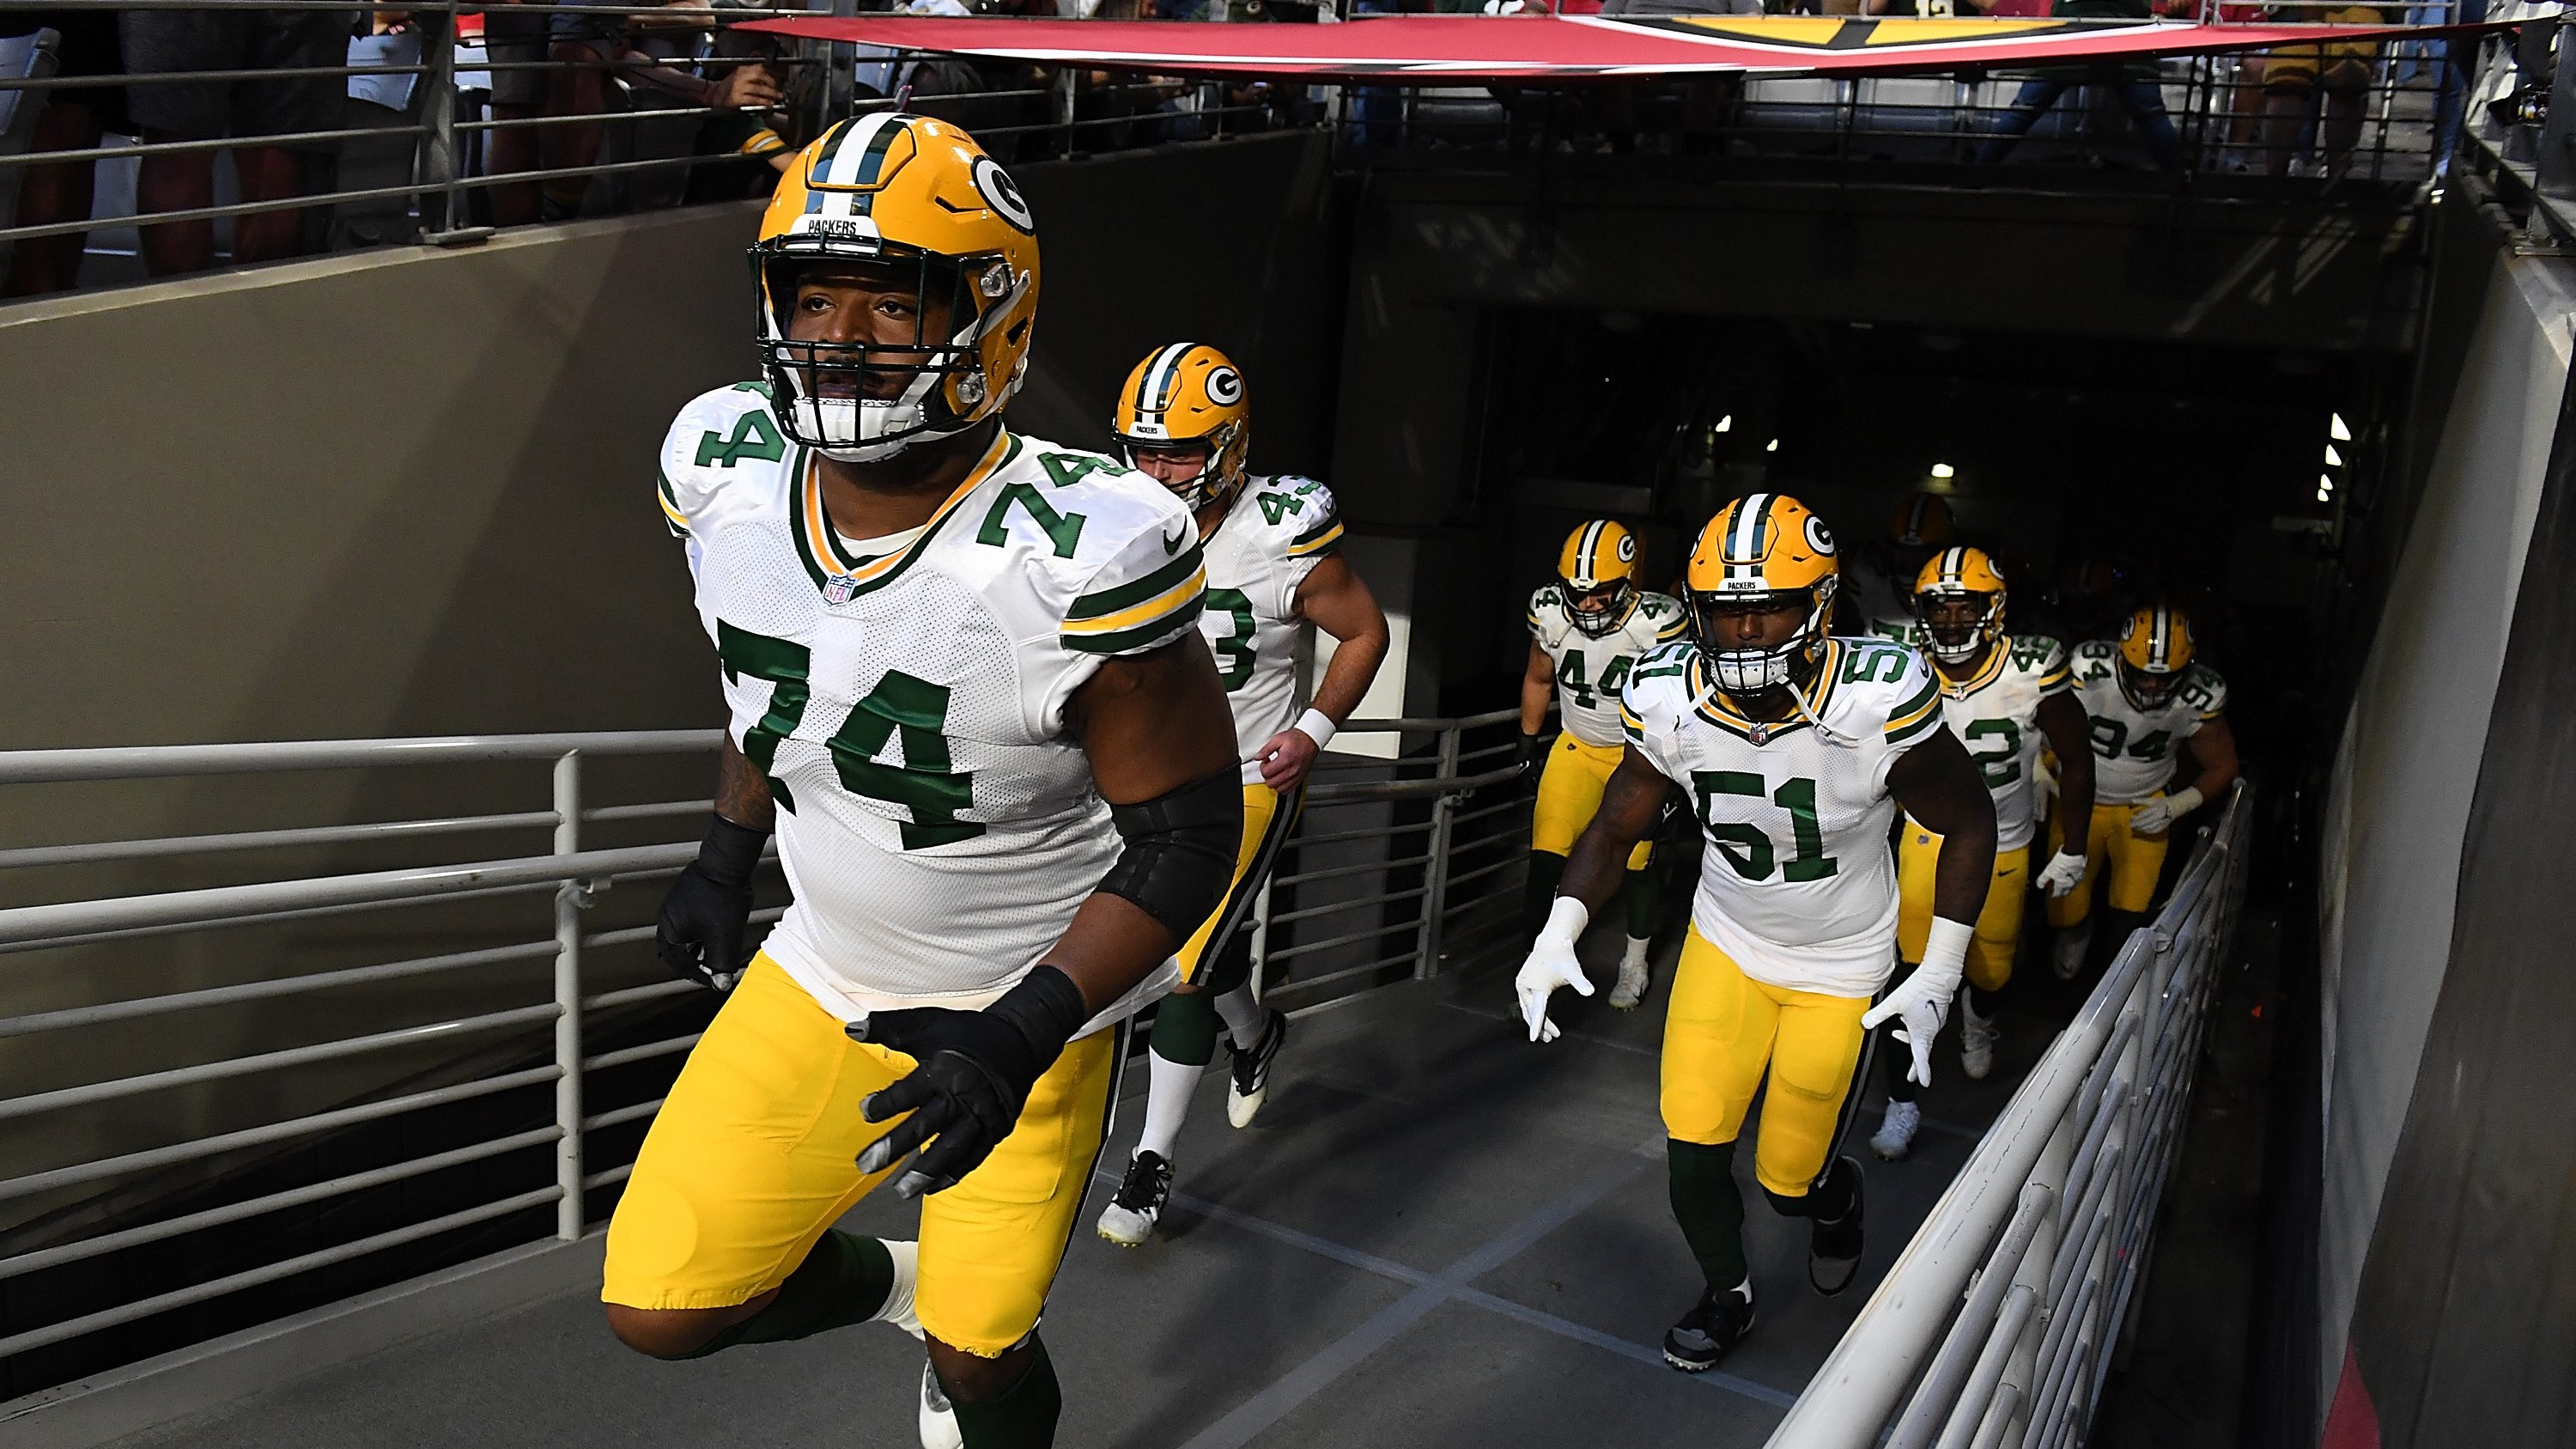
[849,965,1090,1199]
[1517,733,1546,777]
[654,815,767,991]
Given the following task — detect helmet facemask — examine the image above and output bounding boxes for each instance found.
[1121,423,1242,512]
[1916,588,2003,666]
[1561,578,1637,639]
[1686,580,1836,697]
[755,244,1030,464]
[2117,661,2184,712]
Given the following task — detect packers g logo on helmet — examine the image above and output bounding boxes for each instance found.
[1557,520,1639,638]
[1113,343,1250,510]
[2116,606,2196,709]
[1913,545,2009,666]
[750,113,1040,463]
[1684,493,1838,697]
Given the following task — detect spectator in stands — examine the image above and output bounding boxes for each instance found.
[118,3,360,274]
[0,8,125,295]
[537,0,784,219]
[480,0,551,226]
[1972,0,2180,171]
[2259,3,2389,176]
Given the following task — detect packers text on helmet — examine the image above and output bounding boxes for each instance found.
[1913,545,2008,667]
[1683,493,1839,697]
[1112,343,1249,510]
[2115,606,2196,709]
[1556,520,1640,638]
[751,113,1039,462]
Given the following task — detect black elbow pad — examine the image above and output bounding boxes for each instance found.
[1099,767,1244,939]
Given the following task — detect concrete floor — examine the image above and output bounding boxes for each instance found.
[101,932,2050,1449]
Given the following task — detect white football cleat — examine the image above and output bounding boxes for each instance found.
[874,1239,923,1338]
[920,1360,963,1449]
[1868,1101,1920,1161]
[1609,957,1650,1010]
[1095,1151,1172,1247]
[1226,1008,1288,1129]
[1958,999,1997,1082]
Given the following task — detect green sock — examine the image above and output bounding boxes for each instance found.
[676,1230,896,1358]
[1622,863,1661,941]
[1667,1138,1748,1292]
[951,1336,1062,1449]
[1150,989,1221,1067]
[1523,851,1567,939]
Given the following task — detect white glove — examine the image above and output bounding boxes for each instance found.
[2034,849,2087,898]
[2129,786,2202,835]
[1861,918,1970,1088]
[1515,897,1594,1044]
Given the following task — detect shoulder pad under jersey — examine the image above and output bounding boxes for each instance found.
[658,381,788,538]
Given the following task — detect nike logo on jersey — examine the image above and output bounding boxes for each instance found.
[1162,527,1187,556]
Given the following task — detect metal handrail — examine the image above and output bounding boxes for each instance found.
[1765,781,2254,1449]
[0,709,1536,1381]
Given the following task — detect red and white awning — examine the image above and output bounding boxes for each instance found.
[739,12,2488,82]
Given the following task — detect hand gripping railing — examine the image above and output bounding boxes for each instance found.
[0,710,1533,1378]
[1764,781,2254,1449]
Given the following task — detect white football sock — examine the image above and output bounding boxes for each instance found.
[1214,985,1269,1050]
[1134,1050,1201,1163]
[1622,935,1651,969]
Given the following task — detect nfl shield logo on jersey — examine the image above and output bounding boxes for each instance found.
[824,575,860,605]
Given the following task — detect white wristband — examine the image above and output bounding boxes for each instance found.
[1540,895,1590,947]
[2164,785,2203,817]
[1293,708,1338,752]
[1921,916,1973,984]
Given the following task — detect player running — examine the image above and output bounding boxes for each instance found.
[1516,493,1996,1372]
[1095,342,1390,1247]
[1840,491,1957,648]
[614,116,1242,1449]
[1518,520,1690,1008]
[1867,546,2093,1161]
[2047,604,2238,977]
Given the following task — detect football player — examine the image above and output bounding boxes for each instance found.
[1516,494,1997,1373]
[1839,491,1956,648]
[1519,520,1690,1008]
[2046,605,2239,977]
[1866,547,2093,1161]
[617,116,1243,1449]
[1094,342,1390,1247]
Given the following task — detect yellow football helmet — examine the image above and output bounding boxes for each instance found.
[1683,493,1839,695]
[1886,492,1958,550]
[1556,520,1640,638]
[1111,342,1249,510]
[2115,605,2196,709]
[752,113,1040,462]
[1913,545,2008,666]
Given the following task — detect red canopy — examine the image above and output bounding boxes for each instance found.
[738,13,2484,82]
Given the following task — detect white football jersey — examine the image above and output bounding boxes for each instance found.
[2067,640,2227,805]
[1919,635,2072,853]
[659,382,1204,1028]
[1620,636,1949,996]
[1843,558,1926,650]
[1527,587,1688,748]
[1199,474,1342,782]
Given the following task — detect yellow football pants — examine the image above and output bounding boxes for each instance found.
[1531,734,1653,870]
[1897,826,2030,992]
[1662,928,1873,1198]
[2044,797,2171,928]
[1175,782,1298,990]
[601,957,1120,1357]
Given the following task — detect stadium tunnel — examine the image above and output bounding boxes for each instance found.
[1,115,2572,1449]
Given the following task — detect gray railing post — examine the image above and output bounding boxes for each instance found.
[1053,68,1078,159]
[1414,725,1461,980]
[824,0,857,135]
[552,750,586,1241]
[417,3,467,244]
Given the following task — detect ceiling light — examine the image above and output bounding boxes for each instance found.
[2318,474,2335,493]
[2330,412,2353,441]
[1930,463,1955,480]
[1765,439,1779,453]
[1716,415,1732,433]
[2325,442,2343,467]
[2316,487,2331,503]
